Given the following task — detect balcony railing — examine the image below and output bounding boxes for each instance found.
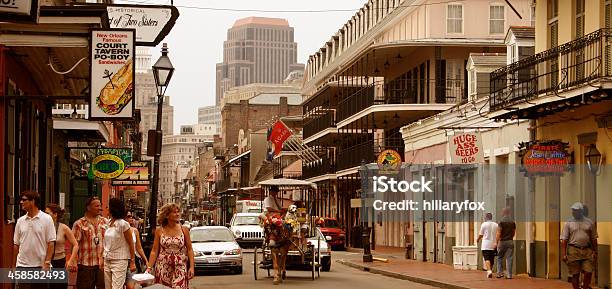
[337,79,466,122]
[490,28,611,111]
[302,155,336,180]
[336,137,404,171]
[303,111,335,139]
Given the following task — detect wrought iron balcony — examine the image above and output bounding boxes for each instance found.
[490,28,611,111]
[303,111,335,139]
[302,155,336,180]
[336,137,404,171]
[337,79,466,122]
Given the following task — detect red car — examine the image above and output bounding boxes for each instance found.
[318,218,346,250]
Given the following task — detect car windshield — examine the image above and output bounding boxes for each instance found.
[232,216,259,226]
[248,209,263,213]
[324,219,339,228]
[190,228,235,243]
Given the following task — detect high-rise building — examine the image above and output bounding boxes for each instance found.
[135,47,174,156]
[198,105,221,135]
[215,17,304,105]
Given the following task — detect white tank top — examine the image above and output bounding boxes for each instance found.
[53,223,67,260]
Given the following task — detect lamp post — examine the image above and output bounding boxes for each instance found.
[358,160,373,262]
[148,43,174,243]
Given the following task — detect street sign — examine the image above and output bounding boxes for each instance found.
[107,4,179,46]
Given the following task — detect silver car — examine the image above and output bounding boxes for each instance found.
[191,226,243,274]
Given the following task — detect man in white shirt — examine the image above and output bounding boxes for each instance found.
[264,185,283,214]
[477,212,498,279]
[13,190,57,289]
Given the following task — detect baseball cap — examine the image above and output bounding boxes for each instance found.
[570,202,584,210]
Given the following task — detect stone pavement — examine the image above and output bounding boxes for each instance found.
[337,246,598,289]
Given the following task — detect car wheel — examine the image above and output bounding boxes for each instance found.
[322,256,331,272]
[234,266,243,274]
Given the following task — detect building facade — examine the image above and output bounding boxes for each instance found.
[198,105,221,135]
[215,17,305,105]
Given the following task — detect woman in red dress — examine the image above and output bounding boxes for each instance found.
[146,203,195,289]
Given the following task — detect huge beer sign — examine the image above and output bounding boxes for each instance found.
[89,29,136,120]
[449,132,484,164]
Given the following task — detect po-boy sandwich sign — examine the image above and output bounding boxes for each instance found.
[89,29,136,120]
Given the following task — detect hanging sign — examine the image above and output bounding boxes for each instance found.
[107,4,179,46]
[449,132,484,164]
[0,0,39,23]
[92,148,132,179]
[112,161,150,186]
[519,140,571,176]
[89,29,136,120]
[267,120,293,155]
[377,149,402,175]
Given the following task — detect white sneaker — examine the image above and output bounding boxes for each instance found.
[487,270,493,278]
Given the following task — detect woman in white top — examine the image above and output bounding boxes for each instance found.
[103,198,136,289]
[125,213,148,289]
[45,203,79,289]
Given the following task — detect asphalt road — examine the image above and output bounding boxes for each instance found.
[189,250,441,289]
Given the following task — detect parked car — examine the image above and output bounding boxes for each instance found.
[191,226,243,274]
[229,213,264,248]
[319,218,346,250]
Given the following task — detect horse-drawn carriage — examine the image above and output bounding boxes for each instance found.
[253,178,327,284]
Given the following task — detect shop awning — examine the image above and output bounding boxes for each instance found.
[53,118,110,142]
[227,150,251,164]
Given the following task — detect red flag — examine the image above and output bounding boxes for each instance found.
[269,120,293,155]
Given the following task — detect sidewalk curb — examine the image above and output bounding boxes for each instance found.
[336,259,470,289]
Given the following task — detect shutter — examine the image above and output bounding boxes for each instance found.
[477,72,490,97]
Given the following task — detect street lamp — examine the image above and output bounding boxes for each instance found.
[358,160,373,262]
[585,144,602,174]
[147,43,175,243]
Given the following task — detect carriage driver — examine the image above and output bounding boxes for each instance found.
[264,185,283,214]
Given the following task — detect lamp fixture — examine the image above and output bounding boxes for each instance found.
[393,113,400,120]
[585,144,603,174]
[396,53,402,60]
[383,60,390,70]
[71,106,78,119]
[374,67,380,74]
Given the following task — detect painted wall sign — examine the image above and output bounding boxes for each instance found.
[96,148,132,165]
[107,4,179,46]
[92,154,126,179]
[0,0,39,23]
[112,161,150,186]
[519,140,571,176]
[449,132,484,164]
[89,29,136,120]
[377,149,402,175]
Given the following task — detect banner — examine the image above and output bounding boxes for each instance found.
[107,5,179,46]
[89,29,136,120]
[112,161,151,186]
[268,120,293,155]
[449,132,484,164]
[0,0,39,23]
[92,148,132,180]
[519,140,570,176]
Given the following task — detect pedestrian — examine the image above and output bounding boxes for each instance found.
[45,203,80,289]
[13,191,57,289]
[125,213,149,289]
[477,212,498,278]
[72,196,107,289]
[496,207,516,279]
[103,198,136,289]
[561,202,598,289]
[146,203,195,289]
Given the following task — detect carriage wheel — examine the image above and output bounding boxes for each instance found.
[311,257,316,280]
[253,246,259,280]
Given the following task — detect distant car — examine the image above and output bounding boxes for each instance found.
[229,213,264,248]
[191,226,243,274]
[319,218,346,250]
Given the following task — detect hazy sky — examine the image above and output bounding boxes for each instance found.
[117,0,365,132]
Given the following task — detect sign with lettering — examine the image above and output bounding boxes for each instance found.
[0,0,39,23]
[449,132,484,164]
[519,140,571,176]
[112,161,150,186]
[107,5,179,46]
[89,29,135,120]
[377,149,402,175]
[92,154,126,179]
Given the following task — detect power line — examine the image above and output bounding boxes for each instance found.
[117,0,466,13]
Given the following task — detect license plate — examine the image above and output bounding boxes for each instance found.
[207,257,220,263]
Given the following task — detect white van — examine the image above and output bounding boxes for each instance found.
[235,200,262,213]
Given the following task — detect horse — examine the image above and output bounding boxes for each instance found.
[264,219,292,285]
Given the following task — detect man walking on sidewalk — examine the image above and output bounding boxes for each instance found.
[561,202,598,289]
[496,207,516,279]
[477,212,497,278]
[72,197,108,289]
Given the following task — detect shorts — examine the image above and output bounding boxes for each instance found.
[566,246,594,275]
[482,250,496,265]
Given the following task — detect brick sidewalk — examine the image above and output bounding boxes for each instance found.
[338,247,596,289]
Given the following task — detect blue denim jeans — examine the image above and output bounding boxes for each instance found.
[497,240,514,277]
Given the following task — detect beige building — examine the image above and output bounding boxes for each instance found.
[215,17,305,105]
[198,105,221,135]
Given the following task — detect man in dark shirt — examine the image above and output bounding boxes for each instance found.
[496,207,516,279]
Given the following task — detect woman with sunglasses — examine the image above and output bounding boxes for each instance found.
[45,203,79,289]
